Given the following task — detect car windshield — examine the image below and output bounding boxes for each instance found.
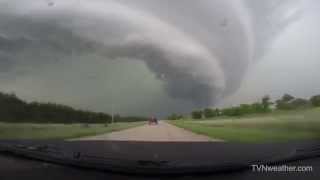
[0,0,319,153]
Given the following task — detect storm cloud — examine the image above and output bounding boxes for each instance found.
[0,0,315,116]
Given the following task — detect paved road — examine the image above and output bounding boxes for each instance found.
[77,121,221,142]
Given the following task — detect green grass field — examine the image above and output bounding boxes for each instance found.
[170,107,320,143]
[0,122,145,139]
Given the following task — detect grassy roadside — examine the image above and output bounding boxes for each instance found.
[0,122,145,140]
[169,108,320,143]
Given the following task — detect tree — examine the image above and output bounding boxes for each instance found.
[276,100,293,110]
[214,108,221,116]
[276,94,295,110]
[221,107,242,116]
[0,91,147,124]
[282,94,295,102]
[167,113,183,120]
[310,95,320,107]
[191,110,202,119]
[251,103,265,113]
[291,98,309,108]
[239,104,252,114]
[203,108,215,118]
[261,95,272,112]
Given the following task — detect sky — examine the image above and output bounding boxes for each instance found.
[0,0,320,117]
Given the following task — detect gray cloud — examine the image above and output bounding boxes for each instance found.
[0,0,313,116]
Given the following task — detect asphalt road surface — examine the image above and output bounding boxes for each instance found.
[77,121,221,142]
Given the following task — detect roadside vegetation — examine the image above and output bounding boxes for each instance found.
[168,93,320,142]
[0,91,147,139]
[0,122,144,139]
[0,92,147,124]
[168,93,320,120]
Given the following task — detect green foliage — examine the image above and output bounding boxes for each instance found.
[184,94,318,120]
[0,92,146,123]
[310,95,320,107]
[276,94,310,110]
[251,102,266,113]
[167,113,184,120]
[0,122,145,139]
[291,98,310,108]
[239,104,252,114]
[218,96,271,117]
[186,94,273,119]
[117,116,148,122]
[222,107,242,116]
[191,110,203,119]
[215,108,221,116]
[276,94,294,110]
[186,93,320,119]
[203,108,216,118]
[282,94,295,102]
[276,99,293,110]
[261,95,272,112]
[171,106,320,142]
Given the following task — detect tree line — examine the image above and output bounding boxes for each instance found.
[167,93,320,120]
[0,92,147,123]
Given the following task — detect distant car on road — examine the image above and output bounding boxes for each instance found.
[148,116,158,125]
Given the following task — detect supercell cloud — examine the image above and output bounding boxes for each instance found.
[0,0,313,115]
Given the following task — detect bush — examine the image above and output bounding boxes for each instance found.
[276,94,310,110]
[167,114,183,120]
[0,91,147,124]
[276,100,294,110]
[261,95,272,112]
[203,108,216,118]
[291,98,310,108]
[310,95,320,107]
[81,123,90,128]
[191,111,202,119]
[282,94,295,102]
[222,107,242,116]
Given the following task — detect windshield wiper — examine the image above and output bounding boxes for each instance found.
[0,143,319,176]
